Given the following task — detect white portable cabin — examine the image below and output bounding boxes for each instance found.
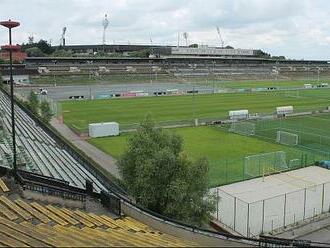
[229,110,249,120]
[276,106,293,115]
[89,122,119,138]
[304,84,312,89]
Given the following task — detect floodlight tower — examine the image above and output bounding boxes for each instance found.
[61,27,67,47]
[102,14,109,45]
[216,26,224,48]
[183,32,189,46]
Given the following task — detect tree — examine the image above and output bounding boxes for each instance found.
[37,39,54,54]
[28,90,39,114]
[52,49,74,57]
[118,116,216,226]
[40,101,53,122]
[25,47,45,57]
[188,44,198,48]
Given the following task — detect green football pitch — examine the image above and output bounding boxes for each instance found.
[62,88,330,133]
[89,126,324,187]
[61,87,330,187]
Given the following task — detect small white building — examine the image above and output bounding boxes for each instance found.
[89,122,119,138]
[229,110,249,120]
[276,106,293,115]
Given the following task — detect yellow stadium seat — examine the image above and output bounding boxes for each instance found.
[0,179,9,193]
[30,202,68,226]
[15,199,51,224]
[0,196,32,220]
[46,205,79,226]
[0,203,18,221]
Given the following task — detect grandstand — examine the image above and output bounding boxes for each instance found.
[0,90,109,193]
[0,177,196,247]
[22,56,330,82]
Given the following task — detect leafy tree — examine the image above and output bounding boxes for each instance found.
[40,101,53,122]
[188,44,198,48]
[28,90,39,114]
[25,47,45,57]
[22,39,54,55]
[52,49,74,57]
[37,40,54,54]
[129,49,151,58]
[118,116,216,226]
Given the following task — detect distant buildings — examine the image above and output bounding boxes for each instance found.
[0,45,27,62]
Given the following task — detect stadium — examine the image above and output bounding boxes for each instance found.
[1,8,330,247]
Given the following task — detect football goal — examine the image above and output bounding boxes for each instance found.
[229,121,255,136]
[244,151,288,179]
[276,130,299,146]
[284,91,300,98]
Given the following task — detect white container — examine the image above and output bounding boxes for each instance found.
[276,106,293,115]
[89,122,119,138]
[229,110,249,120]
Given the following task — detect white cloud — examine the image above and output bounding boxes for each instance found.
[0,0,329,59]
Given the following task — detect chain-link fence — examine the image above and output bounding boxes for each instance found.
[223,113,330,155]
[209,150,330,188]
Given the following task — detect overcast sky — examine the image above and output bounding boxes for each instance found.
[1,0,330,59]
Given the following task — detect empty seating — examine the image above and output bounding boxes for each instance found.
[0,178,9,192]
[0,91,108,193]
[0,196,195,247]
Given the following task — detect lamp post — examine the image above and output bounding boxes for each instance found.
[1,19,20,172]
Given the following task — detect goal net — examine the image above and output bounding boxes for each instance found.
[229,121,255,136]
[244,151,288,179]
[276,131,298,146]
[284,91,300,98]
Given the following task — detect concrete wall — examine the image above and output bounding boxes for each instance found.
[121,201,255,247]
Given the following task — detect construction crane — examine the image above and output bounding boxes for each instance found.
[61,27,67,47]
[216,26,224,48]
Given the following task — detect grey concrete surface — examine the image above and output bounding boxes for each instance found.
[50,118,121,179]
[16,82,214,101]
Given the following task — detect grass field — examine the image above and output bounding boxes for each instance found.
[202,79,330,89]
[251,113,330,153]
[89,126,320,187]
[62,88,330,132]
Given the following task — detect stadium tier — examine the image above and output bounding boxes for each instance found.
[0,177,196,247]
[0,90,107,193]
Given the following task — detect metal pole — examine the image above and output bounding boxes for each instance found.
[283,194,287,227]
[261,200,265,233]
[247,203,250,237]
[303,188,307,220]
[216,188,219,220]
[234,197,237,231]
[8,27,17,172]
[322,183,325,213]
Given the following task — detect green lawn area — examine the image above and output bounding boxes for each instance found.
[89,126,315,187]
[62,88,330,132]
[200,79,330,90]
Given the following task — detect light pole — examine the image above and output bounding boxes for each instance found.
[0,19,20,172]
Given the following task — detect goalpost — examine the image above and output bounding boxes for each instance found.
[244,151,288,179]
[229,121,255,136]
[284,91,300,98]
[276,130,299,146]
